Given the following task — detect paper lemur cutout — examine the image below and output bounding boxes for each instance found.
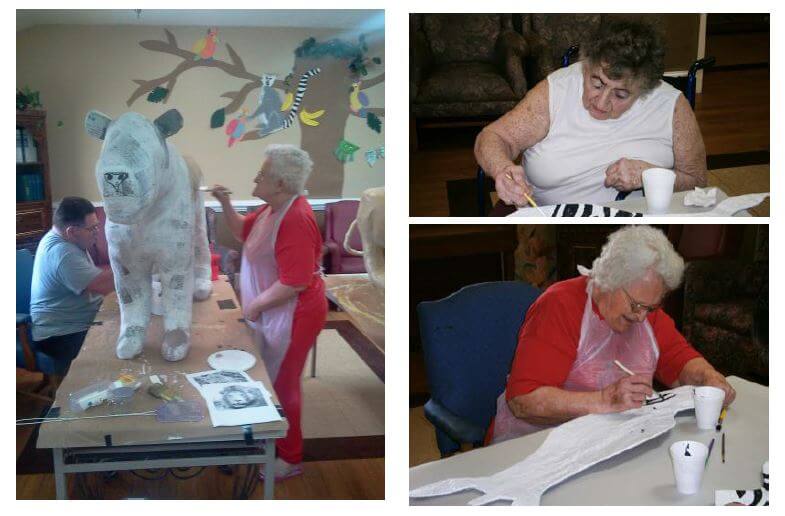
[410,386,695,505]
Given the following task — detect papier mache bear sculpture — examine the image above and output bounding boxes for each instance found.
[85,109,212,361]
[344,187,384,291]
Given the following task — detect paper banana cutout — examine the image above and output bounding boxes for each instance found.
[280,92,294,111]
[299,108,326,127]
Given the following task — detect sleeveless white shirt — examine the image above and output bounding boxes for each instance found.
[524,62,680,205]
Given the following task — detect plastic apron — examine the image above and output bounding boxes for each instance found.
[240,195,298,383]
[491,267,660,443]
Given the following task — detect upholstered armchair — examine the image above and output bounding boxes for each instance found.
[410,14,529,120]
[682,260,768,385]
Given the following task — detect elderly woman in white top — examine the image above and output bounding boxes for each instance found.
[476,19,707,207]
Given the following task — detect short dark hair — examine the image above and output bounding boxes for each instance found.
[581,19,666,93]
[54,197,96,231]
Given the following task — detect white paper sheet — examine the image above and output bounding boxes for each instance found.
[185,369,252,391]
[201,381,281,427]
[410,385,696,505]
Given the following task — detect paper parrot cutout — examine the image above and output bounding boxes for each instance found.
[225,109,248,147]
[192,28,219,60]
[349,81,369,117]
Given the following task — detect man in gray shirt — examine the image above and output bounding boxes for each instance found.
[30,197,115,365]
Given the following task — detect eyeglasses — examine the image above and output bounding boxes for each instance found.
[77,223,101,234]
[621,287,660,314]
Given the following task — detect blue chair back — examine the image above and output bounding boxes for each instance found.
[418,281,540,453]
[17,249,34,314]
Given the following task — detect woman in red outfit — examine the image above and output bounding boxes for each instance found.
[213,144,326,480]
[492,225,736,444]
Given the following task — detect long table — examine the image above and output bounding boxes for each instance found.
[410,376,767,505]
[324,273,384,351]
[37,276,288,499]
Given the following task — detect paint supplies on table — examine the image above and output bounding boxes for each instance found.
[147,375,183,402]
[17,401,204,426]
[67,374,142,412]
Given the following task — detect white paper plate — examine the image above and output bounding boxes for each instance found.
[207,350,256,371]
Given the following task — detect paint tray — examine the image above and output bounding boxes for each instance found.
[155,401,204,423]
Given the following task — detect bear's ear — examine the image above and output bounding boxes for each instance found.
[154,109,184,139]
[84,110,113,140]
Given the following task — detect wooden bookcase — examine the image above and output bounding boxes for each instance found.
[16,110,52,252]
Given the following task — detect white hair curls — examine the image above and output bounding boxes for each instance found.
[263,144,313,195]
[589,225,684,292]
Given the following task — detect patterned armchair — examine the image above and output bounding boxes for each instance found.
[682,260,768,385]
[410,14,529,119]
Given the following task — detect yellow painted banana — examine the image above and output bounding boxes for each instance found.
[299,108,326,127]
[280,92,294,111]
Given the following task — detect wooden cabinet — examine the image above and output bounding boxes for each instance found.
[16,110,52,251]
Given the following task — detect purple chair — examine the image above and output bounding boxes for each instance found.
[323,200,365,275]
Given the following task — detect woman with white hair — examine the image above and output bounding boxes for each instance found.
[491,225,735,444]
[212,144,326,479]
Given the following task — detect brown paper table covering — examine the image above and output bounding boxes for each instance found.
[324,273,384,351]
[38,276,288,449]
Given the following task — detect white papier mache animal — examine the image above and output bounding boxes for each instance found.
[344,187,384,291]
[85,109,212,361]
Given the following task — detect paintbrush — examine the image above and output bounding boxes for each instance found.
[198,186,233,194]
[705,437,716,467]
[613,359,659,398]
[716,408,727,431]
[505,171,547,216]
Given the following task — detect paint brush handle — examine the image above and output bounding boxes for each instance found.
[613,360,659,397]
[505,171,547,216]
[198,186,233,194]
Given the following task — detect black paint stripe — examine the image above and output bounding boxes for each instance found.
[581,204,593,217]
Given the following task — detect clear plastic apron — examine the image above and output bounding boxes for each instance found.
[492,268,660,443]
[239,196,298,383]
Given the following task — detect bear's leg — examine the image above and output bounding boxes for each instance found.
[159,269,195,361]
[114,263,152,359]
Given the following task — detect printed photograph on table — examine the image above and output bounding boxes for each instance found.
[409,14,769,217]
[16,8,384,500]
[410,224,768,505]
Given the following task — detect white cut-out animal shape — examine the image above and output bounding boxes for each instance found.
[344,187,384,291]
[85,109,212,362]
[410,385,696,505]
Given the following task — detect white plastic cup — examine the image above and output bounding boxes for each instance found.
[694,386,725,430]
[642,168,676,214]
[669,440,709,494]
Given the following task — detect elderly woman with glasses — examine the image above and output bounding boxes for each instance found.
[476,19,707,207]
[490,225,735,444]
[212,144,326,480]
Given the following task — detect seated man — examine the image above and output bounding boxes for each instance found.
[491,225,735,443]
[30,197,115,369]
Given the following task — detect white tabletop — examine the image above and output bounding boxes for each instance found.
[410,376,767,506]
[507,189,752,217]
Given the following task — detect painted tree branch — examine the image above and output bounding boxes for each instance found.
[126,29,261,107]
[360,73,385,90]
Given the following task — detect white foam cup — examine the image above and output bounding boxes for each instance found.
[642,167,676,214]
[669,440,709,494]
[694,386,725,430]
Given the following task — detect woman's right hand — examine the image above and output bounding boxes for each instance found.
[600,374,654,413]
[211,184,231,204]
[494,164,533,206]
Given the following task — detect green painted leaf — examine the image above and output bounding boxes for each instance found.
[147,86,169,103]
[372,57,382,64]
[367,113,382,133]
[210,108,226,129]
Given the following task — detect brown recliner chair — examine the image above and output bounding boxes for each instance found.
[410,14,529,121]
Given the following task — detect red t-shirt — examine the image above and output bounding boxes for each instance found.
[241,196,325,313]
[505,275,702,401]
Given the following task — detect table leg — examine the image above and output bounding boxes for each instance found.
[310,342,317,378]
[53,448,67,500]
[264,439,276,500]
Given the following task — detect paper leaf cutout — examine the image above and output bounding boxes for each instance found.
[367,112,382,133]
[147,87,169,103]
[372,57,382,64]
[210,108,226,129]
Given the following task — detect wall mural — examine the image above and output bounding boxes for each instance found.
[126,28,385,197]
